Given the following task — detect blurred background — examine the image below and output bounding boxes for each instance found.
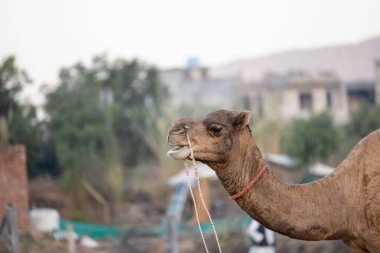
[1,0,380,252]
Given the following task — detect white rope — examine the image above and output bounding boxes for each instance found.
[184,162,210,253]
[185,133,223,253]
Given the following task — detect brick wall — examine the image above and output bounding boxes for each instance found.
[0,145,29,231]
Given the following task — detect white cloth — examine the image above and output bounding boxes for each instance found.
[249,246,276,253]
[246,220,275,245]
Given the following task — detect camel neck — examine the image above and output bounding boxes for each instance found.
[215,140,352,241]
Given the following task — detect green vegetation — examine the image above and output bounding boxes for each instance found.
[282,105,380,169]
[0,56,24,145]
[331,103,380,164]
[0,55,172,201]
[45,55,170,199]
[346,103,380,139]
[3,54,380,202]
[0,56,59,177]
[282,112,341,169]
[9,106,60,177]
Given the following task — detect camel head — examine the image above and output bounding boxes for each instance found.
[167,110,255,170]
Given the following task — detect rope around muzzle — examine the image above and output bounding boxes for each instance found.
[184,131,223,253]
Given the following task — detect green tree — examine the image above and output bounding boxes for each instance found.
[282,112,341,169]
[0,56,27,145]
[108,58,168,166]
[346,103,380,139]
[8,106,60,177]
[0,56,59,177]
[46,61,117,192]
[45,56,169,199]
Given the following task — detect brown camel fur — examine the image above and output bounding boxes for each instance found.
[167,110,380,253]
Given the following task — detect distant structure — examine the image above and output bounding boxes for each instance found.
[240,71,349,125]
[162,59,379,124]
[160,60,240,110]
[345,79,376,113]
[209,36,380,84]
[0,145,29,231]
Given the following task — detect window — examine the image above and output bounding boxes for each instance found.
[299,92,313,110]
[326,90,332,109]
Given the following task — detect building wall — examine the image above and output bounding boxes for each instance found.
[162,67,350,125]
[281,89,301,119]
[161,67,240,110]
[160,69,184,101]
[331,84,350,125]
[0,145,29,231]
[247,78,349,125]
[277,87,328,119]
[313,87,327,113]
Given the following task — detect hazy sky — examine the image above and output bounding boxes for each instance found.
[1,0,380,103]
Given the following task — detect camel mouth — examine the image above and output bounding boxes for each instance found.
[167,146,191,160]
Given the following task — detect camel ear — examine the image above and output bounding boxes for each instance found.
[233,111,251,130]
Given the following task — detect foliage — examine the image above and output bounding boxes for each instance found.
[8,106,60,177]
[0,56,58,177]
[328,103,380,165]
[0,56,26,145]
[282,112,341,169]
[346,103,380,139]
[45,55,169,198]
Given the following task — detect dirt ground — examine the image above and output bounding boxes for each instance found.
[26,178,351,253]
[0,230,348,253]
[6,231,163,253]
[24,177,167,253]
[28,177,167,225]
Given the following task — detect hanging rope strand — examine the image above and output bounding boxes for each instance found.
[186,133,223,253]
[184,161,210,253]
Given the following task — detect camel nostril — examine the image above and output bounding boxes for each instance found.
[170,128,185,135]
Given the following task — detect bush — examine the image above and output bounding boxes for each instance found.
[282,112,341,169]
[346,103,380,139]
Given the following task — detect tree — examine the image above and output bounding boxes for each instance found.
[46,61,118,193]
[346,103,380,139]
[8,106,60,177]
[0,56,59,177]
[282,112,341,169]
[108,58,168,166]
[0,56,27,145]
[45,55,169,199]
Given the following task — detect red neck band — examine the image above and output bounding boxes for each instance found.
[228,164,267,200]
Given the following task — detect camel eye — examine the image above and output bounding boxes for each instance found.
[209,125,223,136]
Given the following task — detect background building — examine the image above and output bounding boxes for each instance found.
[240,71,349,125]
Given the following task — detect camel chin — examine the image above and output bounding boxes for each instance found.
[167,146,191,160]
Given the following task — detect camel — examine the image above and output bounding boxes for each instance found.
[166,110,380,253]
